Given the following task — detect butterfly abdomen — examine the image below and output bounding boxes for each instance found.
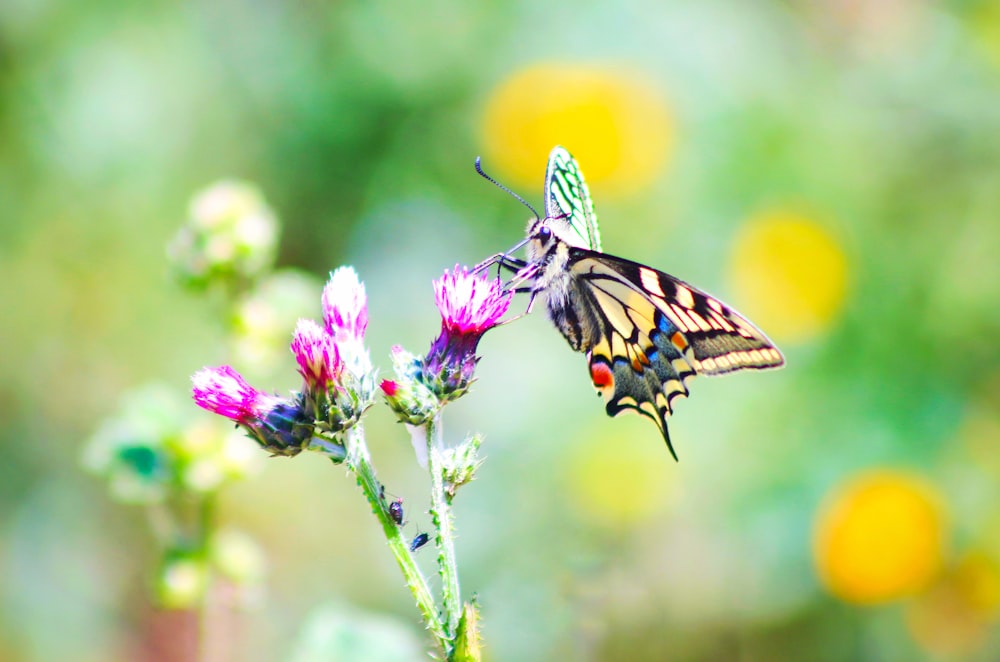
[546,275,610,352]
[531,236,600,352]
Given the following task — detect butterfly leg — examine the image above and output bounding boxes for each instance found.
[496,286,539,326]
[473,252,528,274]
[500,263,540,292]
[473,237,531,273]
[494,255,528,280]
[472,253,505,272]
[498,255,528,271]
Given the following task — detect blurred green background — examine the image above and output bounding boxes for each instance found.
[3,0,1000,660]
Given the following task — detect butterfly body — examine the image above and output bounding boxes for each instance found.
[525,230,593,350]
[496,146,784,459]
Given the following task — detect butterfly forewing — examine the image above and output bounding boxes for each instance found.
[544,146,602,251]
[572,251,784,374]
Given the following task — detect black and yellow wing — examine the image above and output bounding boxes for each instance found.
[566,249,784,459]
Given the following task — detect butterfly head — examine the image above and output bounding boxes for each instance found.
[526,214,583,266]
[525,216,551,254]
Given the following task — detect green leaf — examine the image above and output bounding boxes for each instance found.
[453,601,482,662]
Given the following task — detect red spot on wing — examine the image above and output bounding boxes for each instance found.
[670,332,687,351]
[590,361,614,390]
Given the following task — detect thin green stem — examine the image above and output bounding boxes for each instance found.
[342,425,449,652]
[426,414,461,642]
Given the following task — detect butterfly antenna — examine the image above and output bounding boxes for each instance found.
[475,156,540,219]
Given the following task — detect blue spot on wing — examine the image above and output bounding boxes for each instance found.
[656,311,676,334]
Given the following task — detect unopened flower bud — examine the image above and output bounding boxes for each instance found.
[156,550,208,610]
[382,345,439,426]
[441,434,483,502]
[256,398,315,456]
[168,180,278,289]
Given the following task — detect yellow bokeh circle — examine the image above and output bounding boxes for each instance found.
[481,63,673,195]
[728,210,848,343]
[813,470,946,604]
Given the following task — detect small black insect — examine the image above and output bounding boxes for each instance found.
[410,532,430,552]
[389,498,405,526]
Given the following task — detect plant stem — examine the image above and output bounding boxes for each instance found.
[342,425,449,653]
[426,414,461,641]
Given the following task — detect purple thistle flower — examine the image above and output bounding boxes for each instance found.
[422,265,511,400]
[191,366,280,425]
[290,319,342,391]
[434,265,511,337]
[322,266,368,344]
[192,366,313,456]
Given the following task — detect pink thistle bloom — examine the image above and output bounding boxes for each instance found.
[290,319,342,391]
[322,266,372,377]
[433,265,511,336]
[423,265,512,399]
[191,365,280,425]
[380,379,399,397]
[322,266,368,343]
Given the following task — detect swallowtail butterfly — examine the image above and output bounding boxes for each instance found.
[479,146,784,459]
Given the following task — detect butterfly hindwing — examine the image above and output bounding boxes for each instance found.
[587,324,695,460]
[544,146,602,251]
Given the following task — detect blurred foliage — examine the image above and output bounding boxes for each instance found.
[3,0,1000,660]
[288,603,425,662]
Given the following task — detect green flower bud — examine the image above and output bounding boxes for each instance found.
[441,434,483,502]
[156,551,208,610]
[168,180,279,290]
[381,345,439,426]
